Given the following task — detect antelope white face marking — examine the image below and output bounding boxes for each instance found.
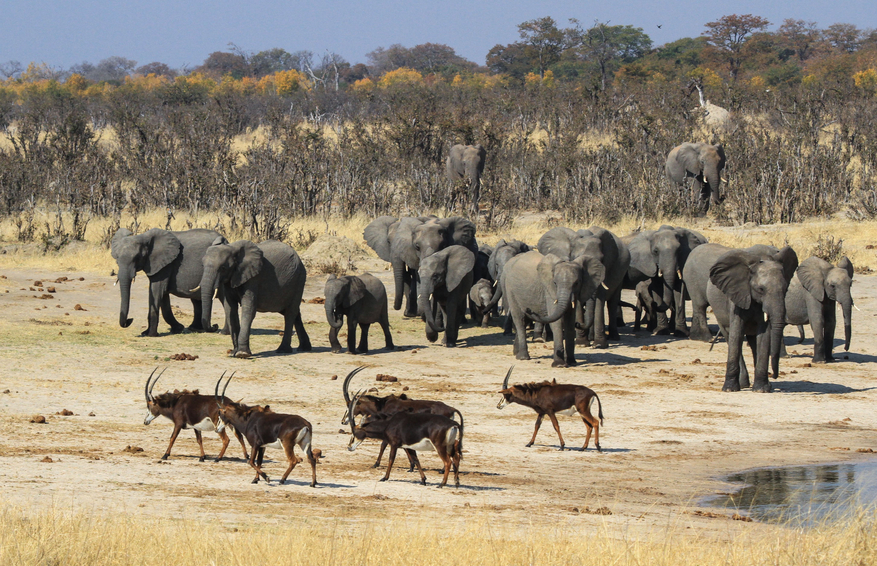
[192,417,216,432]
[497,397,509,410]
[556,406,578,417]
[144,412,158,425]
[348,435,364,451]
[215,419,226,433]
[402,438,435,452]
[261,439,283,451]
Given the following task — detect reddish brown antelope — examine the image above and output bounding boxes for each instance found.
[215,374,317,486]
[341,366,459,470]
[347,392,463,488]
[497,366,603,451]
[143,368,249,462]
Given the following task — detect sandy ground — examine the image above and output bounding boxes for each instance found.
[0,257,875,536]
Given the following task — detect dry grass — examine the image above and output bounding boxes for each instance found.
[1,504,875,566]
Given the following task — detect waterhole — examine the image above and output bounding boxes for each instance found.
[702,460,877,525]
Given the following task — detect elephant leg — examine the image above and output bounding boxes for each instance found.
[532,322,545,343]
[329,321,343,353]
[379,309,394,350]
[294,313,312,351]
[823,303,837,362]
[225,299,241,351]
[563,309,577,367]
[234,293,256,357]
[503,314,514,336]
[797,325,806,344]
[592,298,608,349]
[673,285,689,336]
[606,290,622,341]
[143,283,164,336]
[723,307,745,392]
[443,300,460,347]
[189,298,204,331]
[689,298,712,342]
[357,323,370,354]
[276,310,295,353]
[752,320,772,392]
[550,320,567,368]
[512,310,530,360]
[575,300,588,345]
[810,306,827,363]
[654,309,671,335]
[404,271,418,318]
[161,294,185,334]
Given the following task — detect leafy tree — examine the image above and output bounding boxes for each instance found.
[486,42,532,79]
[823,23,862,53]
[703,14,771,80]
[367,44,416,74]
[517,16,565,78]
[569,20,652,90]
[777,19,821,62]
[135,62,177,78]
[367,43,473,76]
[250,48,312,77]
[197,51,249,79]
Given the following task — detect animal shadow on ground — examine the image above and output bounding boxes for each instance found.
[771,381,877,395]
[575,352,668,366]
[459,332,513,347]
[248,346,332,358]
[530,444,633,453]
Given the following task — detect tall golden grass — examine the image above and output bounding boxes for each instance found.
[1,504,875,565]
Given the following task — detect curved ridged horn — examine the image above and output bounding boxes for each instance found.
[502,366,514,390]
[348,393,362,436]
[144,368,158,403]
[342,366,368,405]
[221,372,235,400]
[149,368,167,401]
[214,371,228,408]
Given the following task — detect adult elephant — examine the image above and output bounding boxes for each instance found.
[111,228,226,336]
[537,227,630,348]
[684,243,779,342]
[665,143,726,212]
[502,251,605,367]
[417,245,475,347]
[625,226,708,336]
[707,246,798,392]
[363,216,477,318]
[785,256,854,363]
[446,144,487,216]
[197,239,311,358]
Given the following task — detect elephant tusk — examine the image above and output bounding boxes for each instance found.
[721,177,728,183]
[677,269,682,279]
[190,286,201,293]
[854,304,861,312]
[113,279,118,286]
[213,288,219,300]
[658,269,662,278]
[554,300,558,304]
[601,282,609,290]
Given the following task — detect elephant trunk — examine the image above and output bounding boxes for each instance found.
[420,289,445,333]
[200,268,221,331]
[704,164,722,204]
[486,282,503,309]
[392,261,406,311]
[841,296,853,352]
[325,296,344,329]
[528,288,573,325]
[117,266,135,328]
[767,303,786,380]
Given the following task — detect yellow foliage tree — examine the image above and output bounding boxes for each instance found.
[853,69,877,94]
[687,67,723,90]
[274,69,306,95]
[377,67,423,88]
[65,73,89,93]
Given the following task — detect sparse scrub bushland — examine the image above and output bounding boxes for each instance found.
[2,17,877,245]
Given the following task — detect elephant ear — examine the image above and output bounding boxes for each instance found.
[448,217,477,250]
[796,257,825,302]
[513,240,530,253]
[710,251,755,310]
[231,241,264,288]
[537,227,577,261]
[714,144,727,168]
[344,276,367,308]
[627,232,657,278]
[363,216,397,262]
[212,235,228,246]
[110,228,133,259]
[578,256,606,302]
[838,256,854,279]
[679,227,708,248]
[676,144,702,174]
[773,246,799,288]
[143,229,182,276]
[445,246,476,292]
[537,254,563,294]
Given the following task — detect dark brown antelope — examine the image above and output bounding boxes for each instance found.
[143,368,249,462]
[214,375,317,486]
[497,366,603,451]
[347,393,463,488]
[341,366,459,470]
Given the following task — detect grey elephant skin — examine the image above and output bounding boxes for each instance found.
[624,226,708,335]
[199,239,311,358]
[111,228,227,336]
[701,245,798,392]
[501,251,605,367]
[324,273,394,354]
[418,245,476,347]
[446,144,486,215]
[785,256,854,363]
[469,278,495,328]
[665,143,726,212]
[364,216,477,318]
[487,239,530,334]
[537,226,629,348]
[632,279,669,333]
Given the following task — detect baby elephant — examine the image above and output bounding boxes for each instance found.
[468,278,495,328]
[324,273,394,354]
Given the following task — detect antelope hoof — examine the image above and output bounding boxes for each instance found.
[198,455,205,462]
[379,477,388,482]
[310,481,317,488]
[558,446,564,451]
[251,478,259,484]
[596,445,602,453]
[161,454,169,460]
[436,483,443,489]
[214,457,221,463]
[421,478,427,486]
[525,443,533,448]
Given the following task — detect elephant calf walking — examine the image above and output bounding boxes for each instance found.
[324,273,394,354]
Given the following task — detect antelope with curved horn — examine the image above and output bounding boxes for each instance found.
[341,366,459,470]
[347,393,463,488]
[215,374,317,486]
[143,368,249,462]
[497,366,604,451]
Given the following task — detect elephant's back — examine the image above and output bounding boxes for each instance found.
[784,275,810,325]
[359,272,388,302]
[170,230,225,295]
[256,240,306,308]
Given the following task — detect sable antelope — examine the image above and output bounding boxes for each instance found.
[143,368,249,462]
[347,394,463,488]
[341,366,459,470]
[497,366,603,451]
[214,375,317,486]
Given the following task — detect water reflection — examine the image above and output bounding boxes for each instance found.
[702,460,877,525]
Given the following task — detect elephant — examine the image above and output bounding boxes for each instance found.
[501,251,605,367]
[706,246,798,392]
[537,226,630,348]
[624,226,708,336]
[111,228,227,336]
[632,279,669,333]
[468,278,495,328]
[784,256,854,363]
[665,142,726,212]
[446,144,487,216]
[324,273,394,354]
[198,239,311,358]
[417,245,476,347]
[684,243,780,343]
[364,215,477,318]
[487,239,530,334]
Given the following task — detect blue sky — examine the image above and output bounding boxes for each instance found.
[2,1,875,70]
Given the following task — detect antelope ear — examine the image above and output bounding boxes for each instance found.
[143,229,182,276]
[710,251,754,310]
[774,246,799,286]
[110,228,133,259]
[796,257,825,302]
[446,246,476,292]
[344,276,367,307]
[231,241,264,288]
[838,256,854,279]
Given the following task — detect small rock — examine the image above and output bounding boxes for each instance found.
[123,445,144,453]
[47,287,56,293]
[307,297,325,304]
[330,374,338,380]
[857,448,876,453]
[74,304,86,311]
[31,415,47,423]
[88,412,95,417]
[803,363,812,368]
[2,389,10,394]
[55,277,68,283]
[376,374,398,382]
[41,456,54,463]
[58,409,73,416]
[78,277,84,281]
[641,345,657,351]
[732,513,752,522]
[402,386,409,391]
[34,280,42,286]
[338,429,347,434]
[691,358,701,364]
